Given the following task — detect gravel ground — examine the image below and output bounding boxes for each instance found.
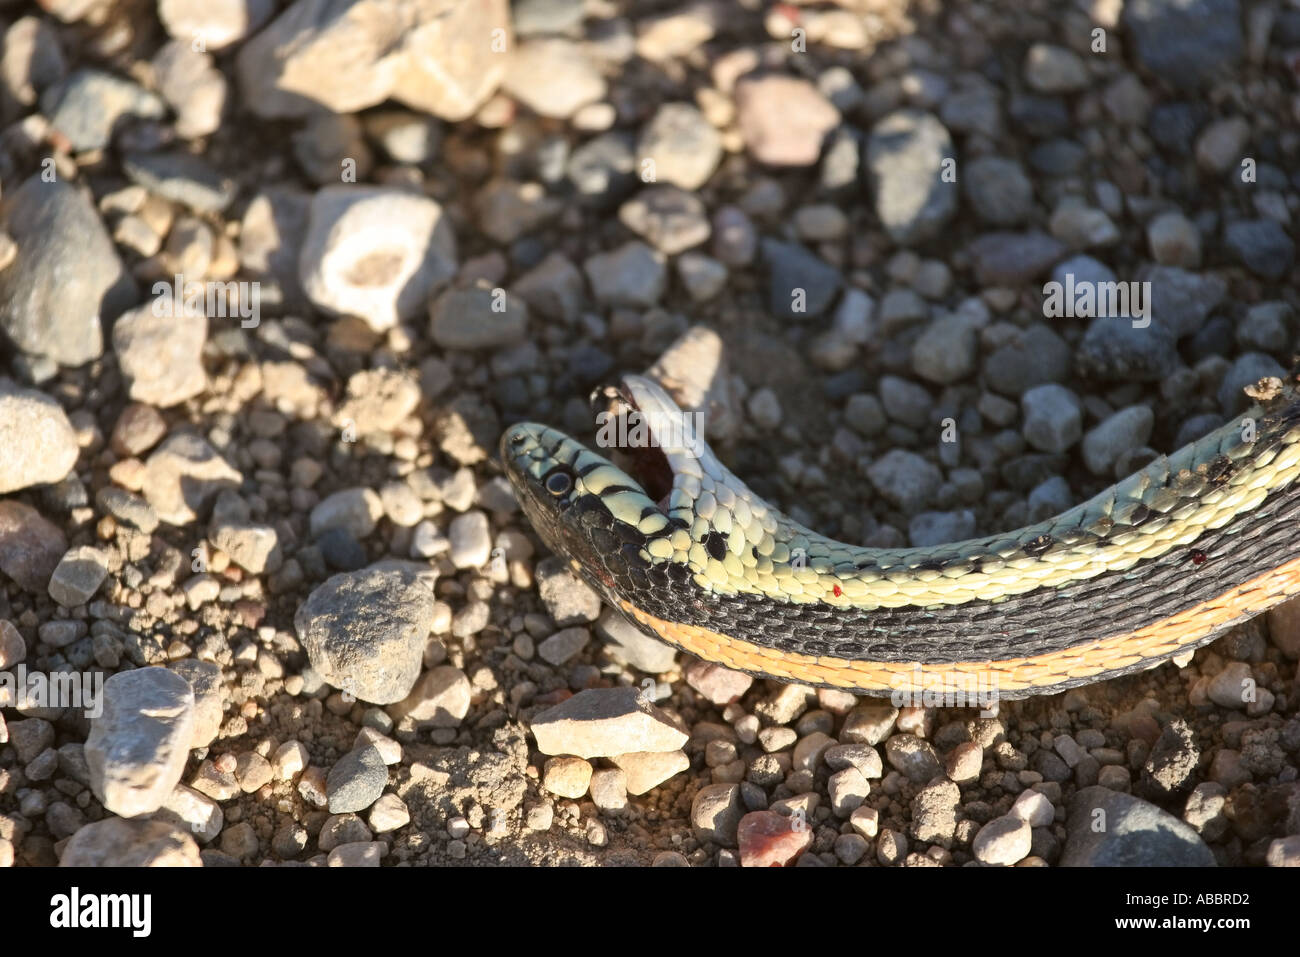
[0,0,1298,868]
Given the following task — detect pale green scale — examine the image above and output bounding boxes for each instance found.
[638,512,670,535]
[577,463,628,495]
[646,537,674,560]
[715,483,736,508]
[603,490,650,523]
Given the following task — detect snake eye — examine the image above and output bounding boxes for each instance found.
[544,467,574,496]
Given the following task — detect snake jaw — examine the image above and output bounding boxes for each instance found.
[590,375,684,509]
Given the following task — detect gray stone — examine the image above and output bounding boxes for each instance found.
[1146,265,1226,338]
[867,450,941,513]
[583,241,666,308]
[983,324,1072,395]
[48,546,109,607]
[502,38,604,119]
[1123,0,1242,90]
[1023,44,1090,93]
[239,186,312,313]
[1082,406,1155,476]
[1078,317,1179,383]
[912,314,977,384]
[963,155,1034,225]
[531,687,688,759]
[619,186,711,255]
[691,782,744,847]
[474,179,563,244]
[238,0,509,120]
[595,607,677,673]
[60,817,201,866]
[295,564,437,704]
[112,299,207,407]
[169,659,224,748]
[512,253,586,321]
[1062,786,1216,866]
[326,745,388,813]
[142,432,243,526]
[430,281,529,350]
[121,151,236,214]
[967,231,1065,286]
[866,110,957,245]
[909,510,976,548]
[636,102,721,190]
[762,240,842,320]
[0,382,79,494]
[1021,384,1082,453]
[85,667,196,818]
[40,68,165,151]
[1223,219,1295,280]
[0,176,136,366]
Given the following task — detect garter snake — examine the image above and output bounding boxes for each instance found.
[501,373,1300,701]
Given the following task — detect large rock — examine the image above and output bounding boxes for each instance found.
[1062,786,1216,866]
[0,176,136,366]
[60,817,201,866]
[530,687,688,759]
[85,668,197,818]
[0,381,79,493]
[237,0,509,120]
[295,564,438,704]
[299,185,457,332]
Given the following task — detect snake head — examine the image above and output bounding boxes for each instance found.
[499,375,697,593]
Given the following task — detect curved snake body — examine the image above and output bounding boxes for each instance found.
[502,375,1300,700]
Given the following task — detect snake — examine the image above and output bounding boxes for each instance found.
[501,373,1300,702]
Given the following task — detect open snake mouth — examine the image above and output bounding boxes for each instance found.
[590,378,676,510]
